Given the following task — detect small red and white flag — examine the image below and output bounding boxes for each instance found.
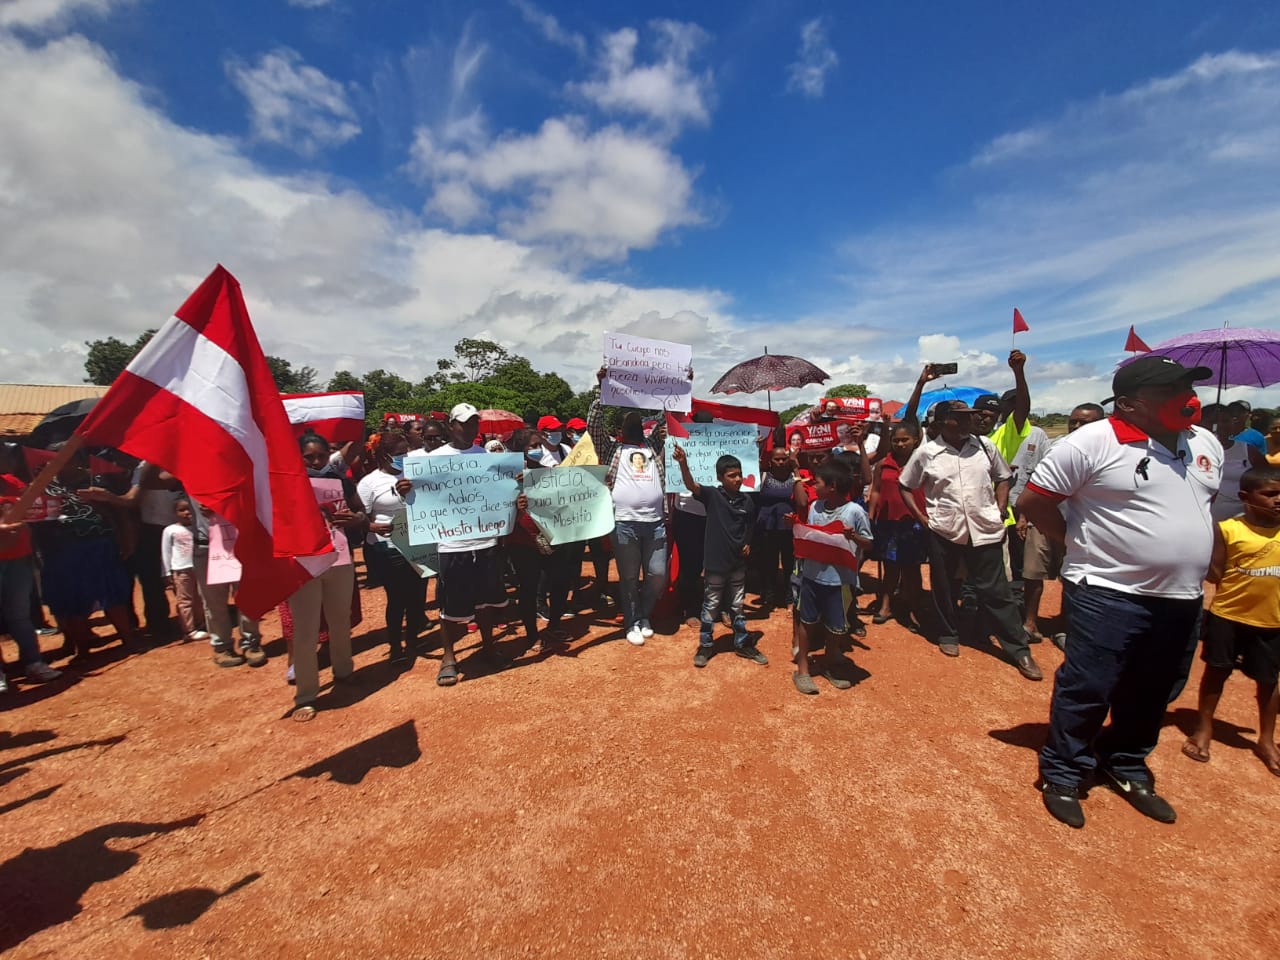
[76,265,335,618]
[282,391,366,444]
[1123,326,1151,354]
[1012,307,1030,334]
[792,520,859,571]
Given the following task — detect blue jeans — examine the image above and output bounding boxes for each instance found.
[612,519,667,628]
[1039,579,1201,788]
[701,568,747,648]
[0,557,43,667]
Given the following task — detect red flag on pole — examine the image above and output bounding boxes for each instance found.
[1012,308,1030,334]
[1123,326,1151,353]
[75,265,335,618]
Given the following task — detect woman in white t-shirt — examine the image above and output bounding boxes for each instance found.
[356,429,428,664]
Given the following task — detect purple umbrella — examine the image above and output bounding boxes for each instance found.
[711,348,830,410]
[1119,327,1280,404]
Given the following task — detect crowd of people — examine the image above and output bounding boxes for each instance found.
[0,352,1277,828]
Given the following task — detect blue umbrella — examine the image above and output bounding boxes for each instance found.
[919,385,992,415]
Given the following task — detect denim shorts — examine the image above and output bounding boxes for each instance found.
[798,579,846,633]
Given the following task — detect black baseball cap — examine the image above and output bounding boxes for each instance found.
[1104,356,1212,404]
[973,394,1002,413]
[999,389,1018,404]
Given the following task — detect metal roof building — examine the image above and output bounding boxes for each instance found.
[0,383,110,437]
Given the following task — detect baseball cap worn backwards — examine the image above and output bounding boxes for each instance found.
[1104,356,1213,404]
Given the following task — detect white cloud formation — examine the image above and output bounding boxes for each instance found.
[512,0,585,57]
[786,18,838,98]
[227,47,360,156]
[573,20,713,130]
[0,0,132,30]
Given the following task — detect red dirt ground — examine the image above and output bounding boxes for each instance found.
[1,574,1277,960]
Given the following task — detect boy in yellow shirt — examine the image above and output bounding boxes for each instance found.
[1183,467,1280,775]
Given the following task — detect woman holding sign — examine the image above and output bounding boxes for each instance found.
[287,433,366,722]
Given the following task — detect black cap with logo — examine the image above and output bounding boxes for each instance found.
[1104,356,1213,404]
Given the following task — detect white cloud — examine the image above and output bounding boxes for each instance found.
[227,47,360,156]
[0,0,132,30]
[512,0,585,57]
[573,21,713,130]
[786,18,838,98]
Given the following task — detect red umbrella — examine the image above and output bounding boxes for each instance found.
[477,408,524,436]
[710,348,829,409]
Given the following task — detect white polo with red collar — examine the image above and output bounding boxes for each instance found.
[1025,417,1223,599]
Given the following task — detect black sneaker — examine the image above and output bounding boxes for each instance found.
[693,648,713,668]
[1041,782,1085,828]
[735,645,768,665]
[1100,769,1176,823]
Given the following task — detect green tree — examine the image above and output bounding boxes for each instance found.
[266,356,319,393]
[327,370,363,392]
[359,369,414,409]
[454,338,511,381]
[83,329,156,385]
[823,383,869,399]
[779,402,810,424]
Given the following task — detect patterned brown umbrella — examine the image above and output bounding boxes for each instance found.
[710,350,829,408]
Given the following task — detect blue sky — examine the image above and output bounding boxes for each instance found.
[3,0,1280,412]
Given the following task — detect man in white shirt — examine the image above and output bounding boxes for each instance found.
[1018,357,1221,829]
[415,403,510,686]
[898,400,1042,681]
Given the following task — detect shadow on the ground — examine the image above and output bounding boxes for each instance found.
[1164,707,1256,750]
[0,815,204,952]
[289,720,421,785]
[0,734,126,789]
[0,784,62,816]
[125,872,260,930]
[0,730,57,752]
[989,721,1050,752]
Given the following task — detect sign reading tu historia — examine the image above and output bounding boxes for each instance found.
[403,452,522,546]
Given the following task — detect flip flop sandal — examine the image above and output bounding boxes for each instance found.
[436,663,459,687]
[292,705,317,723]
[792,672,819,695]
[1181,738,1210,763]
[871,613,892,625]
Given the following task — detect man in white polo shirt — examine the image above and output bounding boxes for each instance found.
[1018,357,1221,828]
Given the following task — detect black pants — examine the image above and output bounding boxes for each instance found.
[366,541,427,648]
[753,528,794,603]
[511,544,573,637]
[927,532,1029,662]
[672,510,706,619]
[135,523,172,635]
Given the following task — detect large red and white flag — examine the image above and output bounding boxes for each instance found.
[792,520,859,571]
[76,265,334,618]
[282,391,366,444]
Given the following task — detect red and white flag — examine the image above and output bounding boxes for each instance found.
[792,520,859,571]
[76,265,334,618]
[282,391,366,444]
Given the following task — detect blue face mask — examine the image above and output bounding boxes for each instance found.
[547,431,562,446]
[389,456,405,474]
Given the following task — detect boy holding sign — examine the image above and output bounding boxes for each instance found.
[672,445,765,668]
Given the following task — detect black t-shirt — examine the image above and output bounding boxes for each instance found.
[694,484,757,574]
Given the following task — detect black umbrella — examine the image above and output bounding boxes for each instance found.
[710,348,830,409]
[28,398,100,449]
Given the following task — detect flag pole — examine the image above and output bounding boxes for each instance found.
[1,434,84,524]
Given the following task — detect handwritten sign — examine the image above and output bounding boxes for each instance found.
[665,422,761,495]
[390,513,439,578]
[559,432,599,467]
[523,466,615,545]
[207,517,242,585]
[310,478,352,566]
[403,452,522,545]
[601,332,692,412]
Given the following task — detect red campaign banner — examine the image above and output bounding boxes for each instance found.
[818,397,881,417]
[383,411,447,425]
[786,421,839,452]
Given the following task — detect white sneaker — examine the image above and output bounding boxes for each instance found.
[626,624,646,646]
[639,620,655,639]
[25,662,61,683]
[190,630,211,641]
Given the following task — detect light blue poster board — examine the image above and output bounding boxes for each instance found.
[664,422,762,495]
[523,466,615,545]
[403,452,522,545]
[389,512,438,577]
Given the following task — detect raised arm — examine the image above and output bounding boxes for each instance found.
[901,364,940,426]
[1008,350,1030,432]
[586,373,618,465]
[671,443,699,498]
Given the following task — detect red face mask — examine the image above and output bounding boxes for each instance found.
[1156,392,1201,431]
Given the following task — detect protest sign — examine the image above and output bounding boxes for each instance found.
[786,421,839,452]
[523,466,614,545]
[207,517,242,585]
[310,478,352,566]
[403,452,522,546]
[390,512,438,577]
[601,332,692,412]
[664,422,761,495]
[559,432,599,467]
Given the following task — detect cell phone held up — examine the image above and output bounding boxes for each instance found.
[931,362,959,376]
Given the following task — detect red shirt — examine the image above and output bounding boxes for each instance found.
[875,455,927,522]
[0,475,33,560]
